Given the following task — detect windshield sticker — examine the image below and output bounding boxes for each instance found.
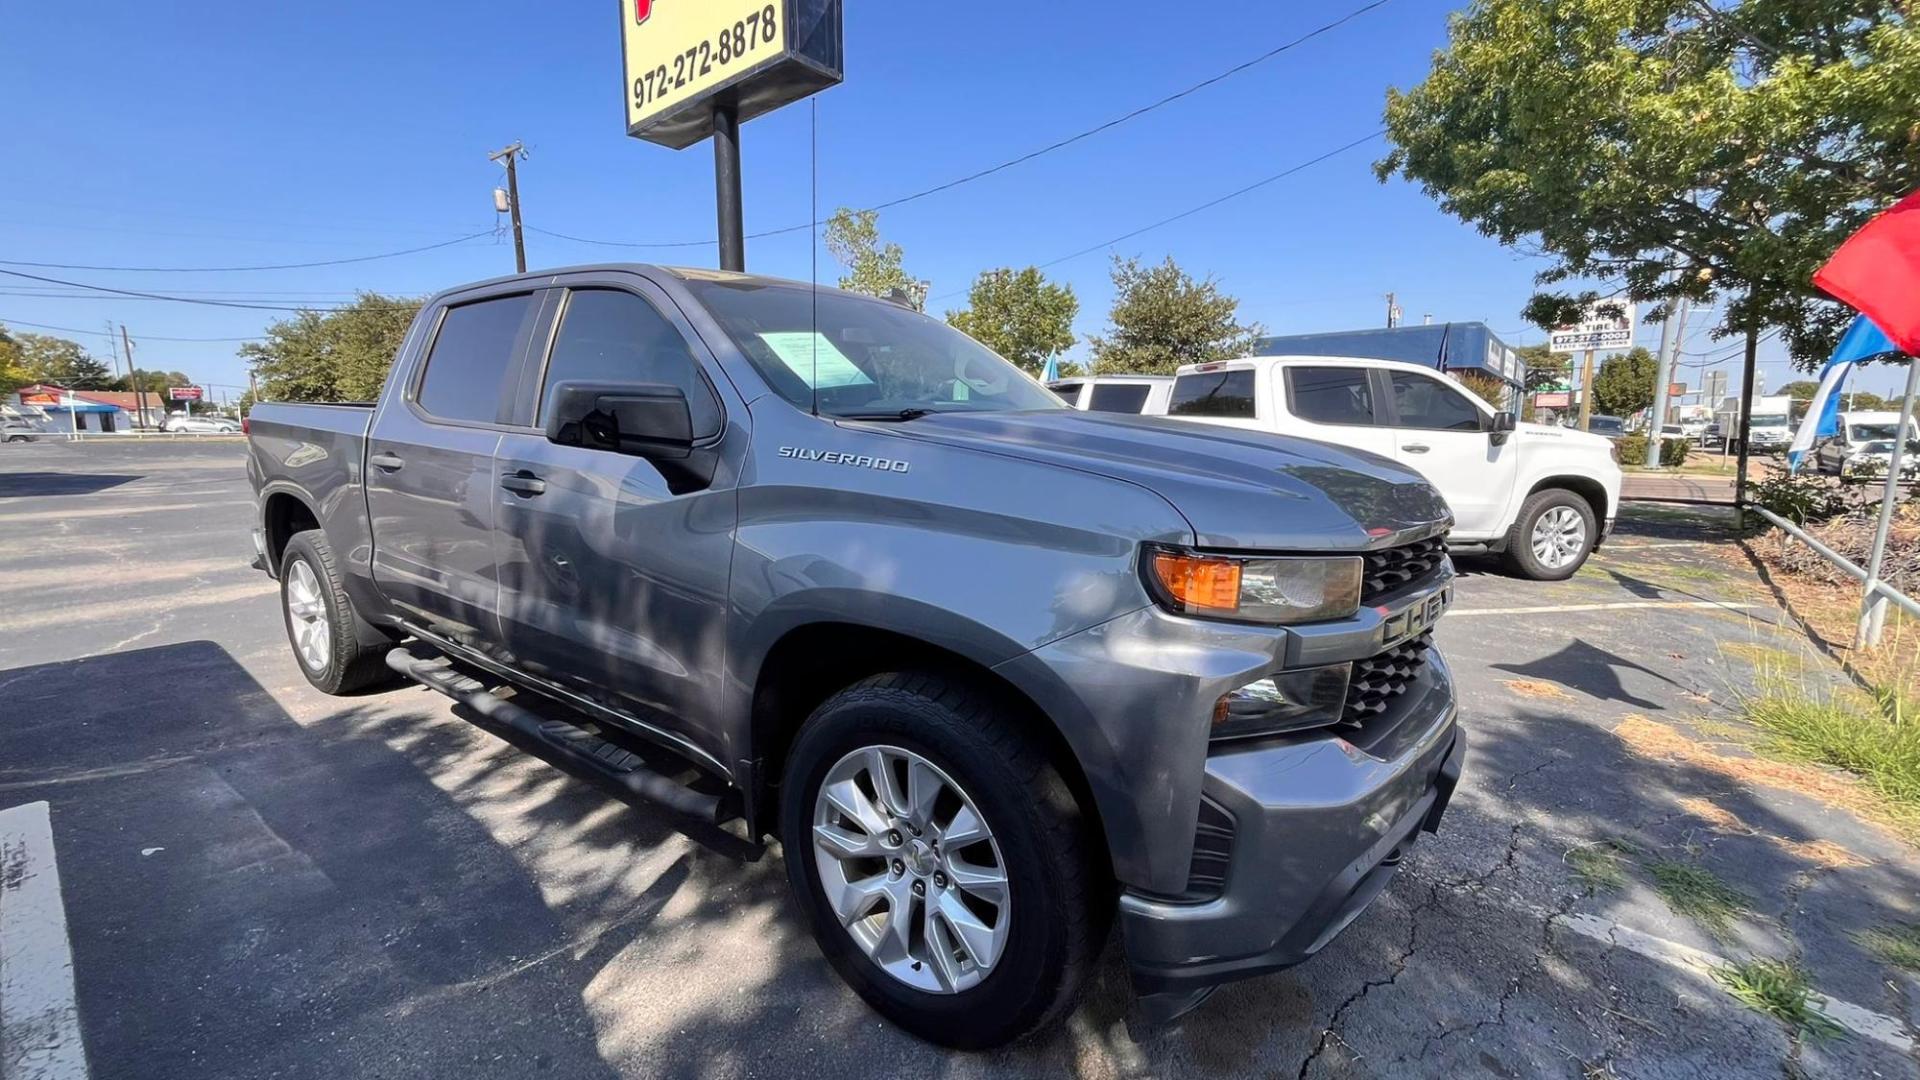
[758,332,874,389]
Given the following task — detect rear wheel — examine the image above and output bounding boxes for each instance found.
[1503,489,1597,580]
[279,529,394,694]
[780,672,1103,1048]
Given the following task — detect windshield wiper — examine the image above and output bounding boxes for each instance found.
[838,408,935,422]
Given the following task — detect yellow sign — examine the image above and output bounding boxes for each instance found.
[619,0,843,150]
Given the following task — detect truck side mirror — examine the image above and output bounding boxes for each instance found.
[1489,410,1516,446]
[545,380,716,492]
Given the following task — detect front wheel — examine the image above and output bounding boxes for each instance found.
[780,673,1103,1048]
[1503,489,1597,580]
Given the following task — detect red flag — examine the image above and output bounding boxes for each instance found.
[1814,188,1920,355]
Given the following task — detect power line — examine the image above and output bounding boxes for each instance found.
[0,316,259,343]
[931,130,1386,302]
[0,230,496,274]
[532,1,1396,250]
[0,269,420,312]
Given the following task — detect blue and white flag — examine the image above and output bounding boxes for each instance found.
[1788,315,1899,473]
[1039,353,1060,383]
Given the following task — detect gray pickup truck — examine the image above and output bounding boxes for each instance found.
[247,265,1465,1047]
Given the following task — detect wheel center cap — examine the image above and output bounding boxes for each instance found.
[906,838,936,875]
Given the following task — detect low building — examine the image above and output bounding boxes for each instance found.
[1255,323,1528,402]
[9,385,166,433]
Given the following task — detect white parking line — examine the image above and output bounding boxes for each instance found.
[1554,911,1914,1053]
[0,800,91,1080]
[1452,600,1762,617]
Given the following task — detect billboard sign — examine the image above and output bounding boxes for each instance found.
[168,386,203,402]
[621,0,844,149]
[1549,302,1637,354]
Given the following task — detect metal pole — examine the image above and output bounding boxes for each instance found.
[713,102,745,272]
[1577,349,1597,431]
[121,325,150,431]
[1733,320,1759,520]
[1857,356,1920,648]
[1646,291,1686,466]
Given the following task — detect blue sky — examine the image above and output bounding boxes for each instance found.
[2,0,1900,404]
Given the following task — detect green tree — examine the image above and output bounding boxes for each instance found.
[1779,380,1820,399]
[1452,370,1509,410]
[1518,343,1570,394]
[1378,0,1920,370]
[823,208,926,309]
[1847,391,1890,411]
[116,369,195,395]
[1088,256,1262,376]
[945,267,1078,375]
[13,333,113,388]
[1591,347,1658,417]
[240,294,423,402]
[0,326,29,391]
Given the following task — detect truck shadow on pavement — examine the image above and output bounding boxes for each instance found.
[0,471,143,497]
[7,639,1919,1079]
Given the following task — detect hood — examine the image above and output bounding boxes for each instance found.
[861,410,1451,551]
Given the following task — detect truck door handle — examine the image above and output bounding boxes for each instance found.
[500,471,546,496]
[1402,444,1431,454]
[369,452,405,471]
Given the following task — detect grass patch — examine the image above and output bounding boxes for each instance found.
[1645,858,1750,940]
[1713,958,1845,1041]
[1742,676,1920,818]
[1565,841,1632,892]
[1857,923,1920,971]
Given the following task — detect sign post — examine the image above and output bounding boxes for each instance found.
[1551,302,1636,431]
[169,386,203,420]
[619,0,844,271]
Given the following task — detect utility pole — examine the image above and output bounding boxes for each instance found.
[120,324,151,431]
[1645,290,1688,466]
[1576,349,1597,431]
[489,142,528,273]
[1385,292,1402,328]
[1733,319,1760,523]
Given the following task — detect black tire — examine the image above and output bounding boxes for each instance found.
[1502,488,1598,581]
[780,672,1104,1049]
[279,529,395,694]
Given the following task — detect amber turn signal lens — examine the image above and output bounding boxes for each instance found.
[1151,552,1242,613]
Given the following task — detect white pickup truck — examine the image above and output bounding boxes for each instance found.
[1151,355,1622,579]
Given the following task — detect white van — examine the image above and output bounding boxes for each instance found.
[1151,356,1623,579]
[1814,411,1919,481]
[1048,375,1173,415]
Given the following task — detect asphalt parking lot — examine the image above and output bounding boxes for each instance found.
[4,440,1917,1079]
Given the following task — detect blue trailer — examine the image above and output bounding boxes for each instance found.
[1255,322,1527,390]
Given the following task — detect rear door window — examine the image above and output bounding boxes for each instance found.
[1284,366,1378,426]
[1168,369,1256,418]
[1086,383,1152,414]
[416,294,536,424]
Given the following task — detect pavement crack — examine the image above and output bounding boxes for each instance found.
[1297,882,1437,1079]
[1504,754,1558,791]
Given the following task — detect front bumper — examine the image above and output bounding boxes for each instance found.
[1119,654,1463,996]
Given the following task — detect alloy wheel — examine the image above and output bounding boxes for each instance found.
[811,744,1011,994]
[1530,506,1588,569]
[285,559,332,672]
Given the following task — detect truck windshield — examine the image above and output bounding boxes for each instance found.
[1751,414,1788,428]
[679,278,1062,418]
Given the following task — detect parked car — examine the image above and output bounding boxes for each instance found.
[248,266,1465,1047]
[1583,414,1626,438]
[1048,375,1173,415]
[1149,356,1622,579]
[2,418,44,443]
[163,413,241,433]
[1814,411,1920,481]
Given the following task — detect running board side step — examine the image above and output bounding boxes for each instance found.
[385,648,733,825]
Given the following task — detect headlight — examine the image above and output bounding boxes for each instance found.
[1211,664,1351,740]
[1146,547,1363,625]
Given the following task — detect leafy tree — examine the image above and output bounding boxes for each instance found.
[241,294,423,402]
[116,369,195,395]
[1591,347,1658,417]
[823,208,927,310]
[1452,371,1509,410]
[1779,380,1820,399]
[1847,391,1890,411]
[1089,256,1262,376]
[0,327,29,391]
[945,267,1078,375]
[1378,0,1920,370]
[12,332,114,388]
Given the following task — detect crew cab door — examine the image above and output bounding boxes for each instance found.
[365,287,544,651]
[1385,368,1517,538]
[490,274,742,767]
